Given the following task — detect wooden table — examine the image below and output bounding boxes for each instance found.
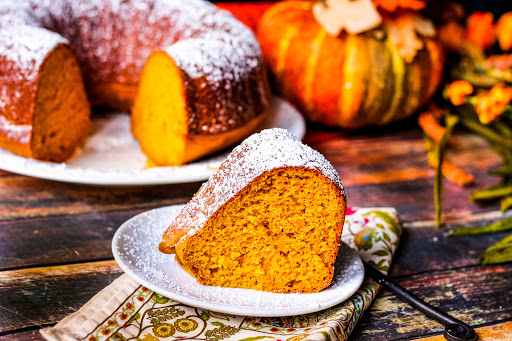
[1,120,511,340]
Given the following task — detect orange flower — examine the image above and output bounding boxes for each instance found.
[483,54,512,70]
[438,21,465,52]
[447,80,474,106]
[374,0,425,12]
[466,12,495,50]
[475,83,512,124]
[496,12,512,51]
[418,109,445,143]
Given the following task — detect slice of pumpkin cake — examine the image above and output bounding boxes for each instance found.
[159,128,346,293]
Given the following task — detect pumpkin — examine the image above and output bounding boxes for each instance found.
[256,1,445,129]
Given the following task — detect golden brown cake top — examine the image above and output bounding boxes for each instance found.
[161,128,345,250]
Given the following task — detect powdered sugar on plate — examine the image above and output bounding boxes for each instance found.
[112,205,365,317]
[0,97,305,185]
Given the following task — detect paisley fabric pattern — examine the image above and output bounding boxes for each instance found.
[41,207,402,341]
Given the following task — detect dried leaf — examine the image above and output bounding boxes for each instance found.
[312,0,382,36]
[384,13,435,63]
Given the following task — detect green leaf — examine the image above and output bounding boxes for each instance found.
[383,232,391,243]
[459,114,512,149]
[448,217,512,236]
[320,331,332,341]
[212,322,225,327]
[367,211,402,236]
[491,120,512,138]
[501,197,512,212]
[200,310,210,321]
[479,232,512,264]
[127,312,140,324]
[372,250,389,257]
[488,165,512,177]
[209,311,234,320]
[238,337,274,341]
[435,114,459,228]
[151,293,170,304]
[374,259,388,272]
[470,185,512,202]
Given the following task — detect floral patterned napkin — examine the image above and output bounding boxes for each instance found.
[41,207,402,341]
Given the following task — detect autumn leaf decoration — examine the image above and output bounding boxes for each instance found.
[312,0,434,63]
[312,0,382,35]
[384,13,435,63]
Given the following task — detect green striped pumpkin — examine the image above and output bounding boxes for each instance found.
[257,1,445,129]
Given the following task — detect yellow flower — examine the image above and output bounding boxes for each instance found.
[153,323,175,338]
[496,12,512,51]
[174,318,198,333]
[447,80,473,106]
[475,83,512,124]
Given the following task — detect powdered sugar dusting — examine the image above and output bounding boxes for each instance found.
[113,205,363,316]
[0,25,67,79]
[169,128,345,244]
[165,4,262,83]
[0,0,261,84]
[0,115,31,144]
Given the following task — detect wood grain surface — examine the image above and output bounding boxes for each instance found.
[1,122,511,340]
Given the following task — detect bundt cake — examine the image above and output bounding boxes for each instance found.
[0,0,269,164]
[159,128,347,293]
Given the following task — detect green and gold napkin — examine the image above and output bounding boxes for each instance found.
[41,207,402,341]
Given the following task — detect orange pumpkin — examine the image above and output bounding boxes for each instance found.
[257,1,445,129]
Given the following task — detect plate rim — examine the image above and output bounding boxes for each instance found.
[0,97,305,186]
[112,205,365,317]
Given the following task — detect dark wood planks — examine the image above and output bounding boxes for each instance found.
[0,330,45,340]
[345,177,502,223]
[414,321,512,340]
[0,177,201,221]
[1,261,510,339]
[0,261,122,335]
[391,222,511,277]
[351,264,512,340]
[0,210,144,270]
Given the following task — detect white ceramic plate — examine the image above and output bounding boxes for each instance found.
[0,97,305,186]
[112,205,365,317]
